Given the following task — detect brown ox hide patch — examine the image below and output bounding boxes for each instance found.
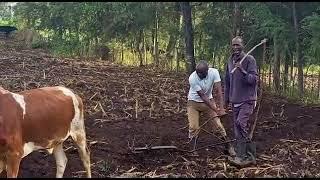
[19,87,75,148]
[0,93,24,155]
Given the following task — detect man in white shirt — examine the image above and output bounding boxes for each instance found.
[187,60,235,156]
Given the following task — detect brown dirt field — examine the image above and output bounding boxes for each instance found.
[0,37,319,178]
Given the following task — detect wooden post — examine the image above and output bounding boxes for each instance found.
[269,61,272,90]
[261,42,266,88]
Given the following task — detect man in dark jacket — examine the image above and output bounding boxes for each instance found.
[224,36,258,167]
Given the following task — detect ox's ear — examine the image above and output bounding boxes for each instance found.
[0,87,9,94]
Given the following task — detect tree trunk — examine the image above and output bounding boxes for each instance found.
[212,51,216,68]
[175,12,184,72]
[166,34,176,57]
[165,34,176,69]
[180,2,196,75]
[193,8,197,58]
[166,8,181,67]
[121,42,124,64]
[198,32,203,59]
[233,2,241,37]
[218,53,222,72]
[292,2,304,97]
[269,58,272,89]
[131,43,135,63]
[284,49,290,92]
[175,46,180,72]
[228,2,234,41]
[153,3,159,67]
[273,35,281,92]
[143,30,147,65]
[76,27,81,57]
[151,25,155,61]
[290,54,294,92]
[137,29,143,67]
[261,42,266,86]
[318,71,320,99]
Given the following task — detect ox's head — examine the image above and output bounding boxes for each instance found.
[0,88,10,147]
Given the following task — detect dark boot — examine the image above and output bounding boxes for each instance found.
[245,141,256,164]
[188,136,199,157]
[227,140,255,168]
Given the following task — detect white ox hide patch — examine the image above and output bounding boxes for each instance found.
[10,93,26,119]
[22,142,45,158]
[22,86,82,158]
[57,86,83,133]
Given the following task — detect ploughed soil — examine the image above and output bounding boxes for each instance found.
[0,37,319,178]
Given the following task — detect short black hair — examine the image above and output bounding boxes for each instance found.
[196,60,208,68]
[232,36,243,45]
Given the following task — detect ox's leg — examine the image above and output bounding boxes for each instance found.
[71,132,91,178]
[6,153,22,178]
[53,143,68,178]
[0,160,4,174]
[70,95,91,177]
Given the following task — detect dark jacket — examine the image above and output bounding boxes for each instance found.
[224,52,258,104]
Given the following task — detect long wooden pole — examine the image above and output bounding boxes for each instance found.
[249,39,267,140]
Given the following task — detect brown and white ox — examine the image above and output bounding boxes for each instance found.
[0,86,91,178]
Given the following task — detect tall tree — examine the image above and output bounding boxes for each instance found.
[153,2,159,67]
[233,2,241,37]
[180,2,196,75]
[273,35,281,91]
[292,2,304,97]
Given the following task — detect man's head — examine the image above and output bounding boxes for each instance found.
[196,60,209,80]
[231,36,244,56]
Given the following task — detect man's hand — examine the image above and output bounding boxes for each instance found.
[209,107,227,117]
[209,101,219,112]
[213,106,227,117]
[235,62,248,74]
[225,103,232,112]
[217,108,227,117]
[207,101,226,117]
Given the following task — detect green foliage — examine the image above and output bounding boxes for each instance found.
[302,14,320,65]
[6,2,320,103]
[0,3,17,26]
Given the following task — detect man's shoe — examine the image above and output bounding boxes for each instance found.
[227,156,256,168]
[227,140,256,168]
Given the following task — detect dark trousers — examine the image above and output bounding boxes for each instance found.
[232,102,255,141]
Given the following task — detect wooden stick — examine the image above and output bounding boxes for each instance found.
[135,99,138,119]
[190,139,236,152]
[149,102,154,118]
[249,39,267,140]
[249,88,262,140]
[98,102,107,117]
[89,92,98,100]
[132,145,179,152]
